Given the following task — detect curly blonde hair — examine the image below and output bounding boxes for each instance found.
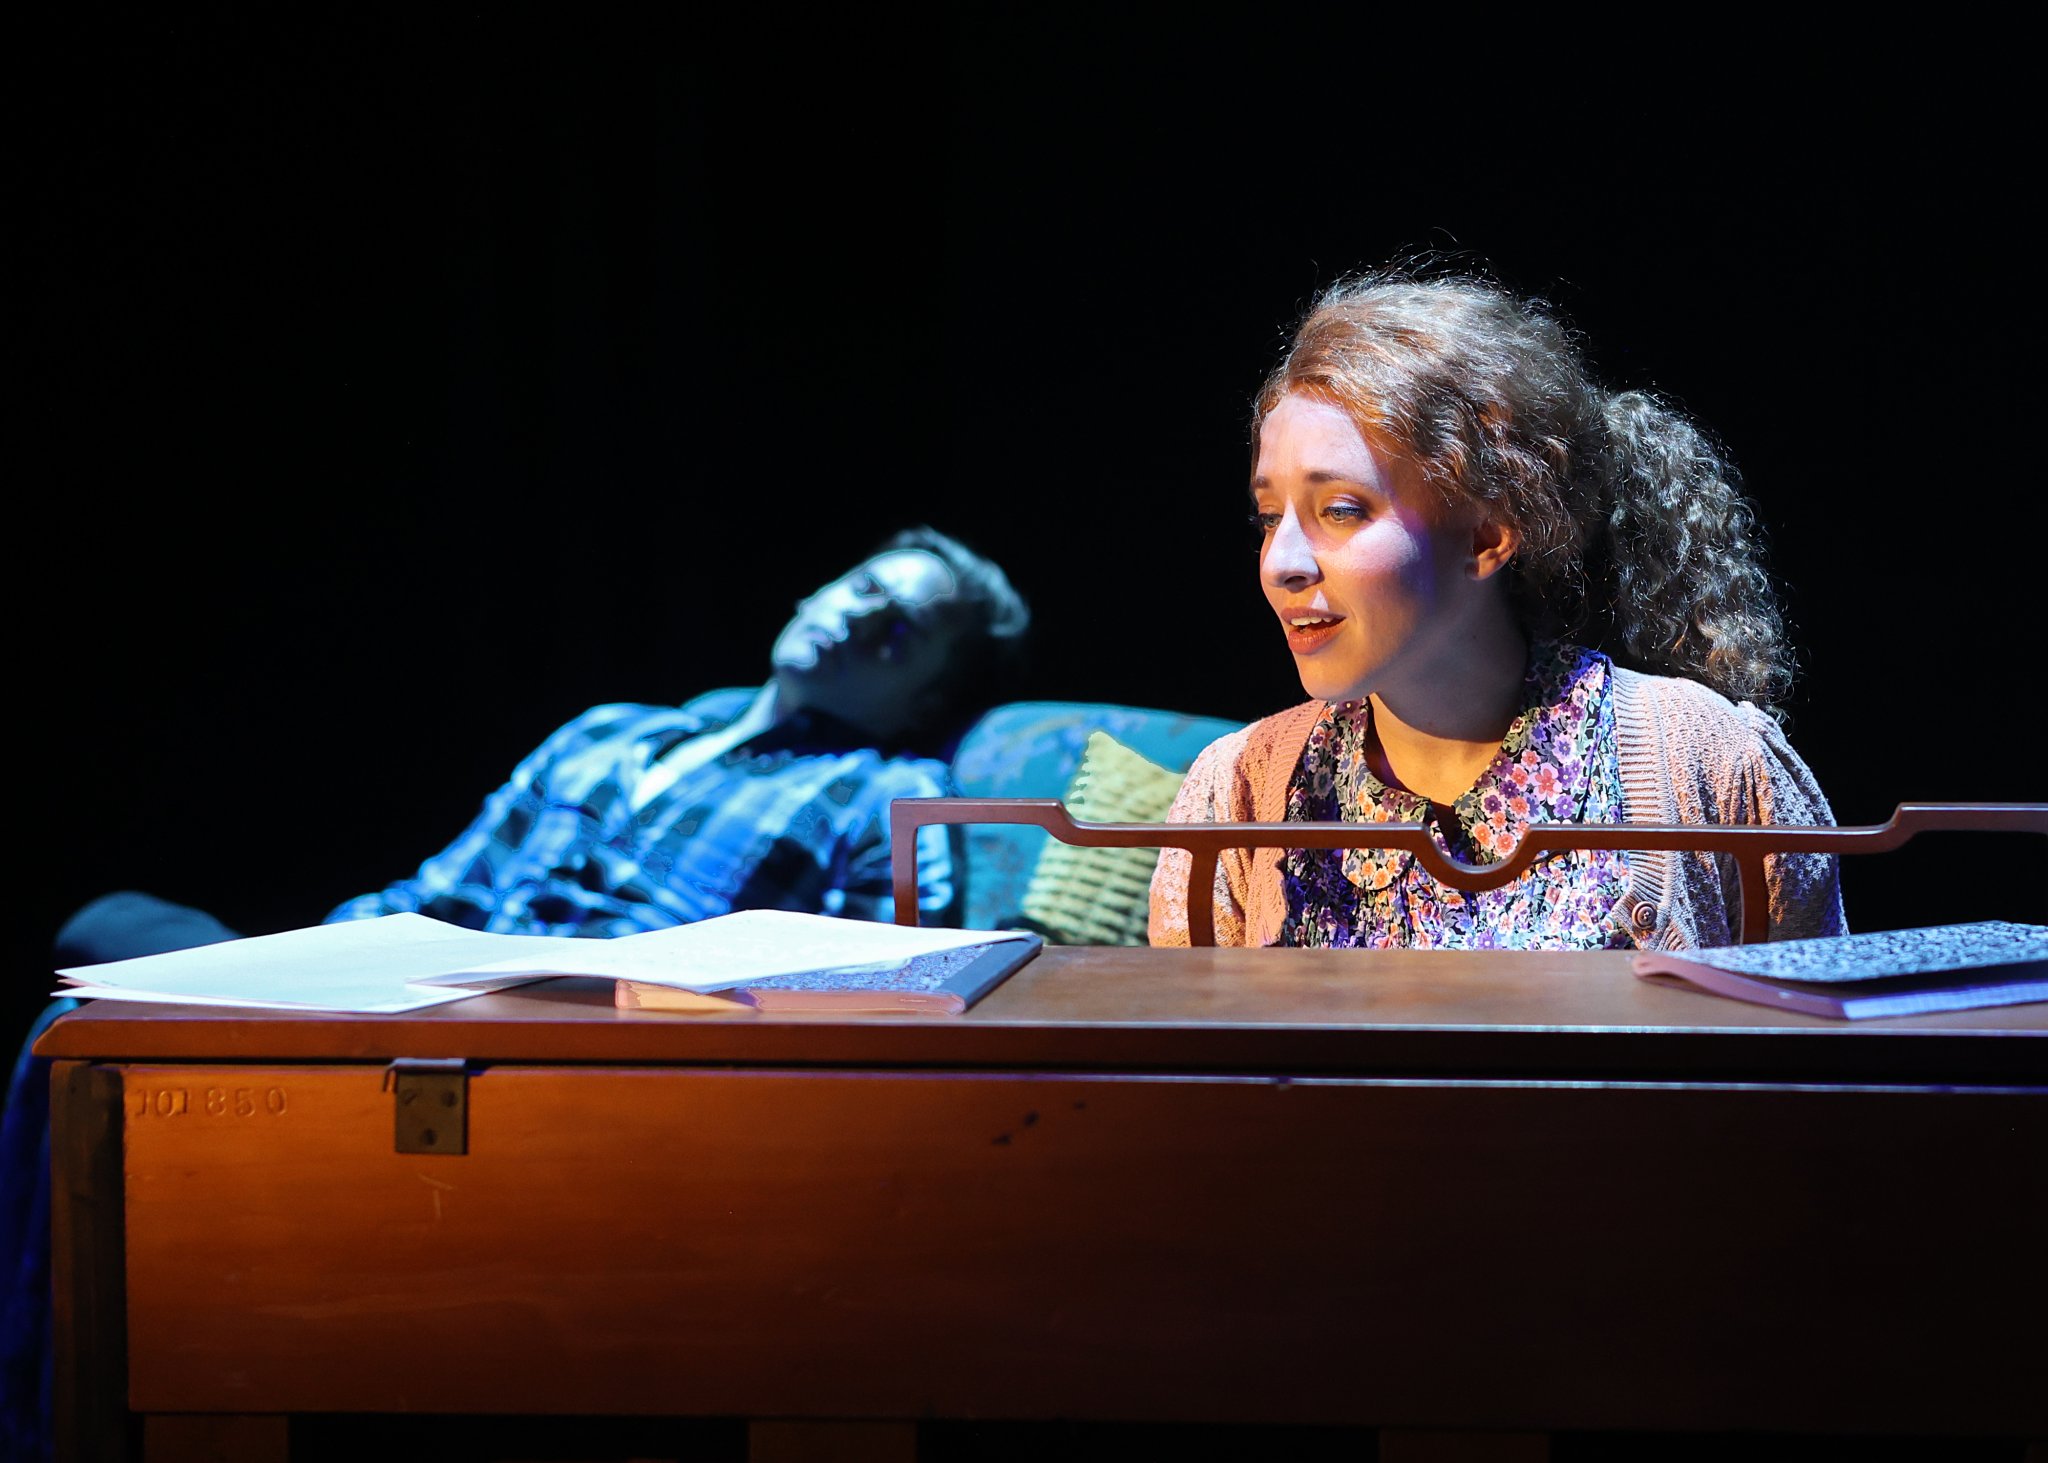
[1254,273,1794,717]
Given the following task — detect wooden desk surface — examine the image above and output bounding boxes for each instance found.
[40,947,2048,1457]
[37,944,2048,1083]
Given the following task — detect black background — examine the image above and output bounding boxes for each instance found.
[9,13,2043,1042]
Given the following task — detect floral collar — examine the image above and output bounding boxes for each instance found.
[1291,642,1613,890]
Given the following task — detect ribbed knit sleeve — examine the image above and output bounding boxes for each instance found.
[1733,700,1848,941]
[1147,703,1322,947]
[1609,668,1846,947]
[1148,728,1252,948]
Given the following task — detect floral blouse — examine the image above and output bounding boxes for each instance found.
[1277,642,1635,950]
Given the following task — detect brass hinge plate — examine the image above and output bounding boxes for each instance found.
[385,1058,469,1156]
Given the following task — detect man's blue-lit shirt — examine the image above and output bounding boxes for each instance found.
[326,698,957,934]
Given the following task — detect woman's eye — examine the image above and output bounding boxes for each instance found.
[1247,511,1280,534]
[1322,502,1368,524]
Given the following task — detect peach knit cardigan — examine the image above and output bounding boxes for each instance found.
[1148,666,1846,951]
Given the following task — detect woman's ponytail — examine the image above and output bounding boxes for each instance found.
[1596,391,1793,718]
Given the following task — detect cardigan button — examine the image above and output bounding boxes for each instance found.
[1631,902,1657,930]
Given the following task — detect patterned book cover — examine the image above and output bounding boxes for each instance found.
[616,936,1043,1014]
[1633,921,2048,1019]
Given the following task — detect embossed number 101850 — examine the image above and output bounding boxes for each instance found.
[129,1086,288,1118]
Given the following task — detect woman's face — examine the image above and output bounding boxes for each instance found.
[1252,392,1492,707]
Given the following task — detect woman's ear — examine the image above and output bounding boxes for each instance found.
[1469,515,1520,581]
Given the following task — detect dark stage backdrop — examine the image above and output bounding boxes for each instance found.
[9,14,2042,1042]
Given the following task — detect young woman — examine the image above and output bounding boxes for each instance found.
[1150,274,1845,951]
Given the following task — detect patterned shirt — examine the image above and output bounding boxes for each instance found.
[327,698,957,935]
[1278,643,1634,950]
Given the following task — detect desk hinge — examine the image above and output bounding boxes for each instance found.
[384,1058,469,1156]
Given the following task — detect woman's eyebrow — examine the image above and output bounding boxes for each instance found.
[1250,469,1370,491]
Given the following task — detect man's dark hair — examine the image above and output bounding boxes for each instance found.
[880,525,1029,741]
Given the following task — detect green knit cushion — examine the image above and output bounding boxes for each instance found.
[1020,731,1187,945]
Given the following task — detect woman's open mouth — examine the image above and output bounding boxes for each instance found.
[1281,612,1345,655]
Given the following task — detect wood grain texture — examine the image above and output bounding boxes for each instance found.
[50,1060,132,1463]
[116,1061,2046,1436]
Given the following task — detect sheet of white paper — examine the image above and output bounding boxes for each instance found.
[54,909,1032,1008]
[51,983,488,1015]
[55,913,586,1013]
[423,909,1032,992]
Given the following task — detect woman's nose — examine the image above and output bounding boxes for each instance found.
[1261,511,1321,591]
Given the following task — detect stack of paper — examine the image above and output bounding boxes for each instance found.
[56,911,1031,1015]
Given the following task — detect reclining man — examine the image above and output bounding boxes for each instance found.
[54,524,1029,962]
[7,527,1027,1457]
[327,524,1027,937]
